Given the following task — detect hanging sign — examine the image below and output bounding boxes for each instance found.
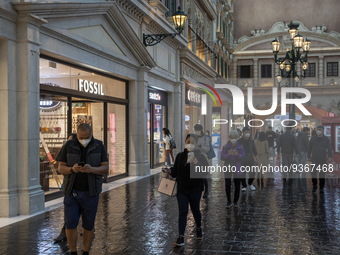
[148,88,167,105]
[185,85,201,107]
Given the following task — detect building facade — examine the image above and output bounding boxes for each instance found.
[0,0,235,217]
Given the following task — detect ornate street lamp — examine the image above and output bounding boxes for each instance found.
[271,21,311,121]
[143,6,187,46]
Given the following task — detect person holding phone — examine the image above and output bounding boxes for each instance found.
[170,133,208,247]
[57,124,108,255]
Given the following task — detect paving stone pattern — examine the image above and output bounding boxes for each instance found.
[1,174,340,255]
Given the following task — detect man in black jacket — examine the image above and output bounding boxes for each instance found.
[58,124,108,255]
[238,127,258,191]
[277,127,297,182]
[296,127,309,166]
[308,126,333,193]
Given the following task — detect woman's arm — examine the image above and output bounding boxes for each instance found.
[170,153,182,178]
[220,144,232,161]
[237,144,245,159]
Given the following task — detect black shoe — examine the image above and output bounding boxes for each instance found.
[69,252,77,255]
[54,227,67,242]
[226,202,233,208]
[312,186,317,193]
[82,251,89,255]
[203,192,208,199]
[196,227,203,240]
[173,236,185,247]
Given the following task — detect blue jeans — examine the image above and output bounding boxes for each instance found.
[64,190,99,230]
[176,191,202,236]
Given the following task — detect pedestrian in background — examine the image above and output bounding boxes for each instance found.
[266,126,276,162]
[194,124,210,198]
[296,127,310,166]
[162,128,175,166]
[221,130,245,208]
[308,126,332,193]
[277,127,297,182]
[254,132,269,181]
[170,133,208,247]
[238,127,258,191]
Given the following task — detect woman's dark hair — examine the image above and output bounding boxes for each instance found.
[185,133,198,142]
[258,131,266,141]
[162,128,170,136]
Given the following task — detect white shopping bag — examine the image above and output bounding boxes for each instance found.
[157,177,177,196]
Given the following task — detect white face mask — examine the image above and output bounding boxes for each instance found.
[316,130,322,135]
[244,133,250,138]
[185,144,195,151]
[79,139,91,147]
[195,131,201,136]
[230,139,237,144]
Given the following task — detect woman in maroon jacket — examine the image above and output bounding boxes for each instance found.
[221,130,245,208]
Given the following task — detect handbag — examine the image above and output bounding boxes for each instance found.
[169,135,177,149]
[157,177,177,196]
[207,143,216,159]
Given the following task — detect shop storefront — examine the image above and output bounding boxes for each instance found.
[185,85,205,134]
[147,88,168,168]
[39,57,128,196]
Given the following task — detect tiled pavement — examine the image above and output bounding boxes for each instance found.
[1,173,340,255]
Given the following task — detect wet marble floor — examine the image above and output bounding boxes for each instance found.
[1,173,340,255]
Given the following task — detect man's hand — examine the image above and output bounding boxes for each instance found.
[72,163,82,173]
[79,164,93,173]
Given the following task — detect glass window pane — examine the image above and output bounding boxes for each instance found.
[153,104,166,165]
[39,93,68,192]
[107,104,126,176]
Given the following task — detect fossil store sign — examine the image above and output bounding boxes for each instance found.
[78,79,104,95]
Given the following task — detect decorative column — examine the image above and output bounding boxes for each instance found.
[128,66,150,176]
[205,92,213,133]
[220,101,230,148]
[274,64,280,87]
[319,56,324,86]
[168,81,185,156]
[253,58,259,87]
[16,13,46,215]
[0,39,19,217]
[232,60,238,86]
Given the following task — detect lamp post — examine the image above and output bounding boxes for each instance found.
[143,6,187,46]
[272,22,311,121]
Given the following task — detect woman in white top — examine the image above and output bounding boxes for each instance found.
[163,128,175,165]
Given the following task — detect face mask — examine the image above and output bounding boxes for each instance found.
[244,133,250,138]
[195,131,201,136]
[316,130,322,135]
[79,139,91,147]
[230,139,237,144]
[185,144,195,151]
